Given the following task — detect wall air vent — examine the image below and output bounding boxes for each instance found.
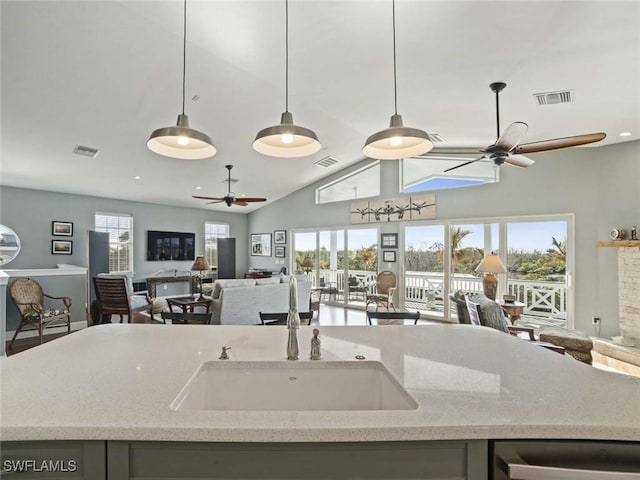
[533,90,574,106]
[315,156,338,168]
[72,145,99,157]
[428,133,445,143]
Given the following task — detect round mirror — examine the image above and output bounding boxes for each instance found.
[0,224,21,266]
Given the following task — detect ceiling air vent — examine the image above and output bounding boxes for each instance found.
[72,144,99,158]
[428,133,445,143]
[315,156,338,168]
[533,90,574,106]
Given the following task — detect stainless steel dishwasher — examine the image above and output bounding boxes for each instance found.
[493,440,640,479]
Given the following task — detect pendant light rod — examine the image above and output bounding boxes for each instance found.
[181,0,187,115]
[146,0,216,159]
[495,85,500,140]
[392,0,398,115]
[285,0,289,112]
[251,0,321,158]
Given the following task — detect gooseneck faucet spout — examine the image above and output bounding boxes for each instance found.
[287,275,300,360]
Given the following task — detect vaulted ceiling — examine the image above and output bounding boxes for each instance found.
[2,1,638,212]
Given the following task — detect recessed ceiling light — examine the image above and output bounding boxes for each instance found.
[195,186,202,190]
[134,176,141,180]
[619,132,632,137]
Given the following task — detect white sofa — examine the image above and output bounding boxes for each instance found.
[209,275,312,325]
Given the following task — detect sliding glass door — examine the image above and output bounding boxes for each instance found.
[345,228,378,307]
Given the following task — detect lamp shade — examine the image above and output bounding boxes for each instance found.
[301,255,314,270]
[476,254,507,274]
[363,114,433,160]
[148,114,216,160]
[191,255,210,272]
[253,112,321,158]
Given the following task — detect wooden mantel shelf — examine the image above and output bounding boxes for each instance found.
[597,240,640,247]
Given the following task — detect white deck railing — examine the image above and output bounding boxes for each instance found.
[315,269,567,325]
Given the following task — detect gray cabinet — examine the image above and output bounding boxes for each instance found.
[493,440,640,479]
[107,440,488,480]
[0,441,106,479]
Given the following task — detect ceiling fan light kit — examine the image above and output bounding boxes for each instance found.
[252,0,320,159]
[253,111,321,158]
[436,82,606,173]
[362,0,432,161]
[193,165,267,207]
[147,0,216,160]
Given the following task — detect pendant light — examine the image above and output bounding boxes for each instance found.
[147,0,216,159]
[362,0,433,160]
[253,0,321,158]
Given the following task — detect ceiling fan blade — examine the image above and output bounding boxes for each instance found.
[420,147,485,156]
[513,132,606,154]
[443,156,486,173]
[504,154,535,168]
[237,197,267,203]
[193,195,225,201]
[205,200,224,205]
[233,201,249,206]
[495,122,528,151]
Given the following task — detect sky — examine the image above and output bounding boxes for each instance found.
[294,221,567,254]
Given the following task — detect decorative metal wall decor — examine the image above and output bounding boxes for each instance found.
[350,194,435,224]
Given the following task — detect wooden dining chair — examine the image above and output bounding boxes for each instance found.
[366,310,420,325]
[160,311,213,324]
[259,311,314,326]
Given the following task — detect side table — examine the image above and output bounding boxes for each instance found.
[498,300,526,325]
[166,296,212,314]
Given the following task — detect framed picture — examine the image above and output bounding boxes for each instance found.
[274,246,285,258]
[52,221,73,236]
[381,233,398,248]
[383,250,396,262]
[274,230,286,244]
[52,240,73,255]
[250,233,272,257]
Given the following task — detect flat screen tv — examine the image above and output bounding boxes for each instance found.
[147,230,195,261]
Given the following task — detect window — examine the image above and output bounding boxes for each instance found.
[316,161,380,204]
[95,213,133,273]
[204,222,230,268]
[401,156,498,193]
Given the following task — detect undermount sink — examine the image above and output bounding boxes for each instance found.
[171,361,418,411]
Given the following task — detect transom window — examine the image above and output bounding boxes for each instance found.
[316,161,380,204]
[401,157,498,193]
[94,213,133,273]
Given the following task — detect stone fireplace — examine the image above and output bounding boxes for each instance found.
[618,246,640,341]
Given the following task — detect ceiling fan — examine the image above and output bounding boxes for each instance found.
[193,165,267,207]
[427,82,606,173]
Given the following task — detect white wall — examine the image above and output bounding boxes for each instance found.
[248,140,640,338]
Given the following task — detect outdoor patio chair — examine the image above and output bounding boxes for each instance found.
[365,271,397,311]
[8,278,72,350]
[347,276,367,302]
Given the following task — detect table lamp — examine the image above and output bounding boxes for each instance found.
[475,254,507,300]
[190,256,210,300]
[301,255,314,274]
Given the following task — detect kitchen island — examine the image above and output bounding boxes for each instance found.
[2,324,639,478]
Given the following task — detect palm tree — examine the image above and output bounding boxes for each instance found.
[450,226,472,262]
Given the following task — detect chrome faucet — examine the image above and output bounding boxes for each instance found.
[286,276,300,360]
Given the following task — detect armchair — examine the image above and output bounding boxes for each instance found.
[8,278,72,350]
[365,270,397,312]
[93,276,154,324]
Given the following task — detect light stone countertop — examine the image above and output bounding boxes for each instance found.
[1,324,639,443]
